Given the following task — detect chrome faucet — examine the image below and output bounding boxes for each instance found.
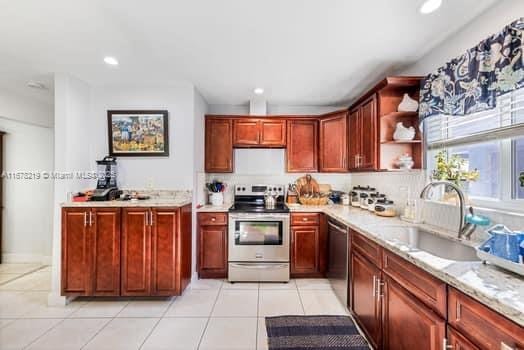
[419,181,476,240]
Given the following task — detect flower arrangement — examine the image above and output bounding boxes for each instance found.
[432,151,480,186]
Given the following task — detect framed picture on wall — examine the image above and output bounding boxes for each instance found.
[107,110,169,157]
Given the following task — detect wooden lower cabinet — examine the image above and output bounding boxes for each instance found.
[447,326,480,350]
[290,213,326,278]
[382,275,445,350]
[290,226,319,275]
[91,208,121,296]
[448,287,524,350]
[197,213,228,278]
[121,208,151,296]
[62,205,191,297]
[62,207,120,296]
[350,250,382,349]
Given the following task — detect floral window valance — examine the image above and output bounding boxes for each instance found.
[419,18,524,122]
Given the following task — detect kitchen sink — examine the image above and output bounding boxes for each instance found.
[380,226,480,262]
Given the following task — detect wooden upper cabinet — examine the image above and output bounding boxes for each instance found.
[233,119,260,146]
[62,208,91,296]
[359,95,378,170]
[205,118,233,173]
[233,118,286,147]
[91,208,121,296]
[382,275,445,350]
[348,95,378,171]
[260,119,286,146]
[286,119,318,172]
[319,111,348,172]
[348,108,360,170]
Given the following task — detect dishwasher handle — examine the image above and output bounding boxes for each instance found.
[328,221,347,233]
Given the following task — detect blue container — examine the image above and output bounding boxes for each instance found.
[488,225,521,263]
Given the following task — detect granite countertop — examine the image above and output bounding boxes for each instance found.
[196,204,231,212]
[62,190,193,208]
[197,203,524,326]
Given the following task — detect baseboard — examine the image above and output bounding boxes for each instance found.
[2,253,51,265]
[47,292,74,306]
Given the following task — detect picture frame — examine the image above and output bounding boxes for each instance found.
[107,110,169,157]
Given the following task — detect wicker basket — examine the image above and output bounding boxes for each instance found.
[298,196,329,206]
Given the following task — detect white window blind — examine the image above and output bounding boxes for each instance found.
[425,88,524,150]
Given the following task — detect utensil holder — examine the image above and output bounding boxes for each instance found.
[209,192,224,206]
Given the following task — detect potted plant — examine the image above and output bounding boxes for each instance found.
[431,151,480,201]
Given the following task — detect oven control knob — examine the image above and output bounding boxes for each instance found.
[278,187,282,192]
[237,187,241,191]
[242,187,246,191]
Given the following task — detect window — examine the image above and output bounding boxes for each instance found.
[425,88,524,210]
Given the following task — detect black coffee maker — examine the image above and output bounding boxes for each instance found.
[91,156,121,201]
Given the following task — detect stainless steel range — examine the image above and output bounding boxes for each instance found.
[228,184,290,282]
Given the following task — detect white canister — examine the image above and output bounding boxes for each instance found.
[341,193,350,206]
[209,192,224,206]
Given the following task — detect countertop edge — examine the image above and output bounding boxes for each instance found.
[196,203,524,326]
[61,200,193,208]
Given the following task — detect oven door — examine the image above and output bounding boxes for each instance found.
[228,213,290,262]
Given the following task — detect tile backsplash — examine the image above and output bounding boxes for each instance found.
[199,170,524,240]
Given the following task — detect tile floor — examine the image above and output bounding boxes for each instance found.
[0,264,349,349]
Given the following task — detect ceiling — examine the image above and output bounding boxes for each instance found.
[0,0,498,106]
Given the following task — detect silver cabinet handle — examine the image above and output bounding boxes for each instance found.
[145,211,149,226]
[230,263,288,269]
[84,212,88,227]
[328,221,347,233]
[89,212,93,226]
[442,338,453,350]
[150,211,153,226]
[372,275,377,297]
[500,342,515,350]
[378,278,384,298]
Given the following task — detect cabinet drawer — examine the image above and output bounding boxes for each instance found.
[383,250,446,317]
[198,212,227,226]
[291,213,320,226]
[448,288,524,350]
[351,230,382,268]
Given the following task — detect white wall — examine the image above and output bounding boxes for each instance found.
[400,0,524,76]
[0,89,54,263]
[89,84,196,190]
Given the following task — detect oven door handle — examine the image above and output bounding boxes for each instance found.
[230,263,288,269]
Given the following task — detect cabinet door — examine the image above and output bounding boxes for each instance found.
[382,275,445,350]
[290,226,319,276]
[448,326,480,350]
[198,224,228,278]
[233,119,260,146]
[61,208,91,296]
[121,208,151,296]
[151,208,178,296]
[205,118,233,173]
[286,119,318,172]
[260,120,286,146]
[359,95,378,170]
[91,208,121,296]
[350,250,381,349]
[319,112,348,172]
[348,109,360,170]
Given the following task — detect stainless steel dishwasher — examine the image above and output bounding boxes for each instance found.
[327,218,349,306]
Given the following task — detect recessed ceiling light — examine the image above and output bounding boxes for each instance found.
[104,56,119,66]
[254,87,264,95]
[419,0,442,14]
[27,80,47,89]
